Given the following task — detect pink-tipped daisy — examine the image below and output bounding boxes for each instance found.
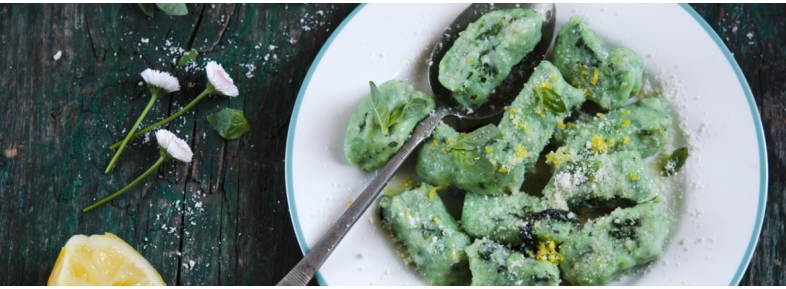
[141,68,180,95]
[105,68,182,173]
[108,62,243,151]
[86,129,194,212]
[155,129,193,163]
[205,61,239,97]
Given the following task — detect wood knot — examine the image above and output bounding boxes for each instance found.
[4,143,24,158]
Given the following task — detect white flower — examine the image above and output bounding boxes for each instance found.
[155,129,193,163]
[205,61,239,97]
[141,69,180,94]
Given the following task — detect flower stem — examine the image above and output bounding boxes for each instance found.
[85,154,169,212]
[105,93,160,173]
[109,88,213,150]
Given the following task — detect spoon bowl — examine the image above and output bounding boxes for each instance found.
[429,3,556,120]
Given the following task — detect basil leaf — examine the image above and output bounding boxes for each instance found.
[661,147,689,176]
[401,97,429,119]
[207,108,251,140]
[454,150,496,174]
[138,3,155,17]
[368,81,390,136]
[178,49,198,66]
[445,124,500,152]
[387,104,405,131]
[156,3,188,16]
[535,86,567,113]
[386,97,429,132]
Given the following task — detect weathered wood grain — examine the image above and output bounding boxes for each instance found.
[690,3,786,285]
[0,3,356,285]
[0,3,784,286]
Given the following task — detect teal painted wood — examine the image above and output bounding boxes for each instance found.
[0,3,783,286]
[689,4,786,286]
[0,3,356,285]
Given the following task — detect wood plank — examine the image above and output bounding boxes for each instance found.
[0,3,357,285]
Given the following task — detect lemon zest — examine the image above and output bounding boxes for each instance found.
[591,67,599,85]
[515,145,528,159]
[630,171,639,181]
[545,147,572,167]
[591,135,610,153]
[428,184,449,198]
[535,241,563,265]
[622,119,631,128]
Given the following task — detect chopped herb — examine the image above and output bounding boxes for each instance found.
[178,49,198,66]
[535,86,567,113]
[453,150,495,173]
[661,147,689,176]
[444,124,501,152]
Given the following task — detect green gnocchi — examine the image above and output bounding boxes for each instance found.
[341,12,682,287]
[439,8,543,109]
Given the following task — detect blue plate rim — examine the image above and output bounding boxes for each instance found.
[678,3,768,286]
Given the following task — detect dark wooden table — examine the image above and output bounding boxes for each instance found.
[0,3,783,286]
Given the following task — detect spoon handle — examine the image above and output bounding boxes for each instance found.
[277,111,446,286]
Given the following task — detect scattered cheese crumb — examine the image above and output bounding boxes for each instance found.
[53,50,62,61]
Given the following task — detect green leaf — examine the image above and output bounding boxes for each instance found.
[156,3,188,16]
[535,86,567,114]
[444,124,500,152]
[206,108,251,140]
[661,147,689,176]
[401,97,429,119]
[178,49,198,66]
[454,150,496,174]
[138,3,155,17]
[387,104,405,131]
[386,97,429,132]
[368,81,390,136]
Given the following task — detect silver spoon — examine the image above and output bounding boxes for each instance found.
[277,3,555,286]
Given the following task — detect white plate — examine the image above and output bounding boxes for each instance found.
[285,4,766,286]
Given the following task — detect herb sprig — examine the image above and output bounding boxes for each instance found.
[368,81,430,136]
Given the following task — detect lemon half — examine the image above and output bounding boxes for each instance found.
[48,233,166,286]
